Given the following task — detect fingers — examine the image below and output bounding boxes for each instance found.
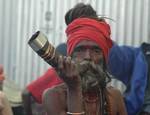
[58,55,64,70]
[58,56,73,69]
[57,55,82,88]
[57,56,76,77]
[65,56,72,72]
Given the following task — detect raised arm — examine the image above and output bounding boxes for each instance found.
[57,56,84,114]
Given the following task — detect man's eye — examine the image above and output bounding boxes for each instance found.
[74,48,79,52]
[94,49,101,53]
[74,47,85,52]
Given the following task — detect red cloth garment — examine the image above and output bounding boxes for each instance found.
[66,18,113,61]
[27,68,63,103]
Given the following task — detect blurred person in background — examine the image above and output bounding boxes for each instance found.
[0,65,14,115]
[22,43,66,115]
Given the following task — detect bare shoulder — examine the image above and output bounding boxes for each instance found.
[106,86,127,115]
[106,86,123,98]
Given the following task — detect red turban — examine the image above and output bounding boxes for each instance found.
[66,18,113,61]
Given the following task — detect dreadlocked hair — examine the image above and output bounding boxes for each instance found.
[65,3,106,25]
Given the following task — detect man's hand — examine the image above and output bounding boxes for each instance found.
[57,56,81,89]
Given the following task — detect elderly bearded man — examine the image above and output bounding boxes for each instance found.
[42,17,127,115]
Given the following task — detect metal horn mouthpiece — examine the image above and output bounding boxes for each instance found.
[28,31,59,67]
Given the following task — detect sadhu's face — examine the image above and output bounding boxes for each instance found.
[72,40,104,67]
[71,40,106,93]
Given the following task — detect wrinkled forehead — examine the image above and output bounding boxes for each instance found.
[75,39,100,48]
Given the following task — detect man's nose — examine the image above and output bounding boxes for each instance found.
[84,50,91,60]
